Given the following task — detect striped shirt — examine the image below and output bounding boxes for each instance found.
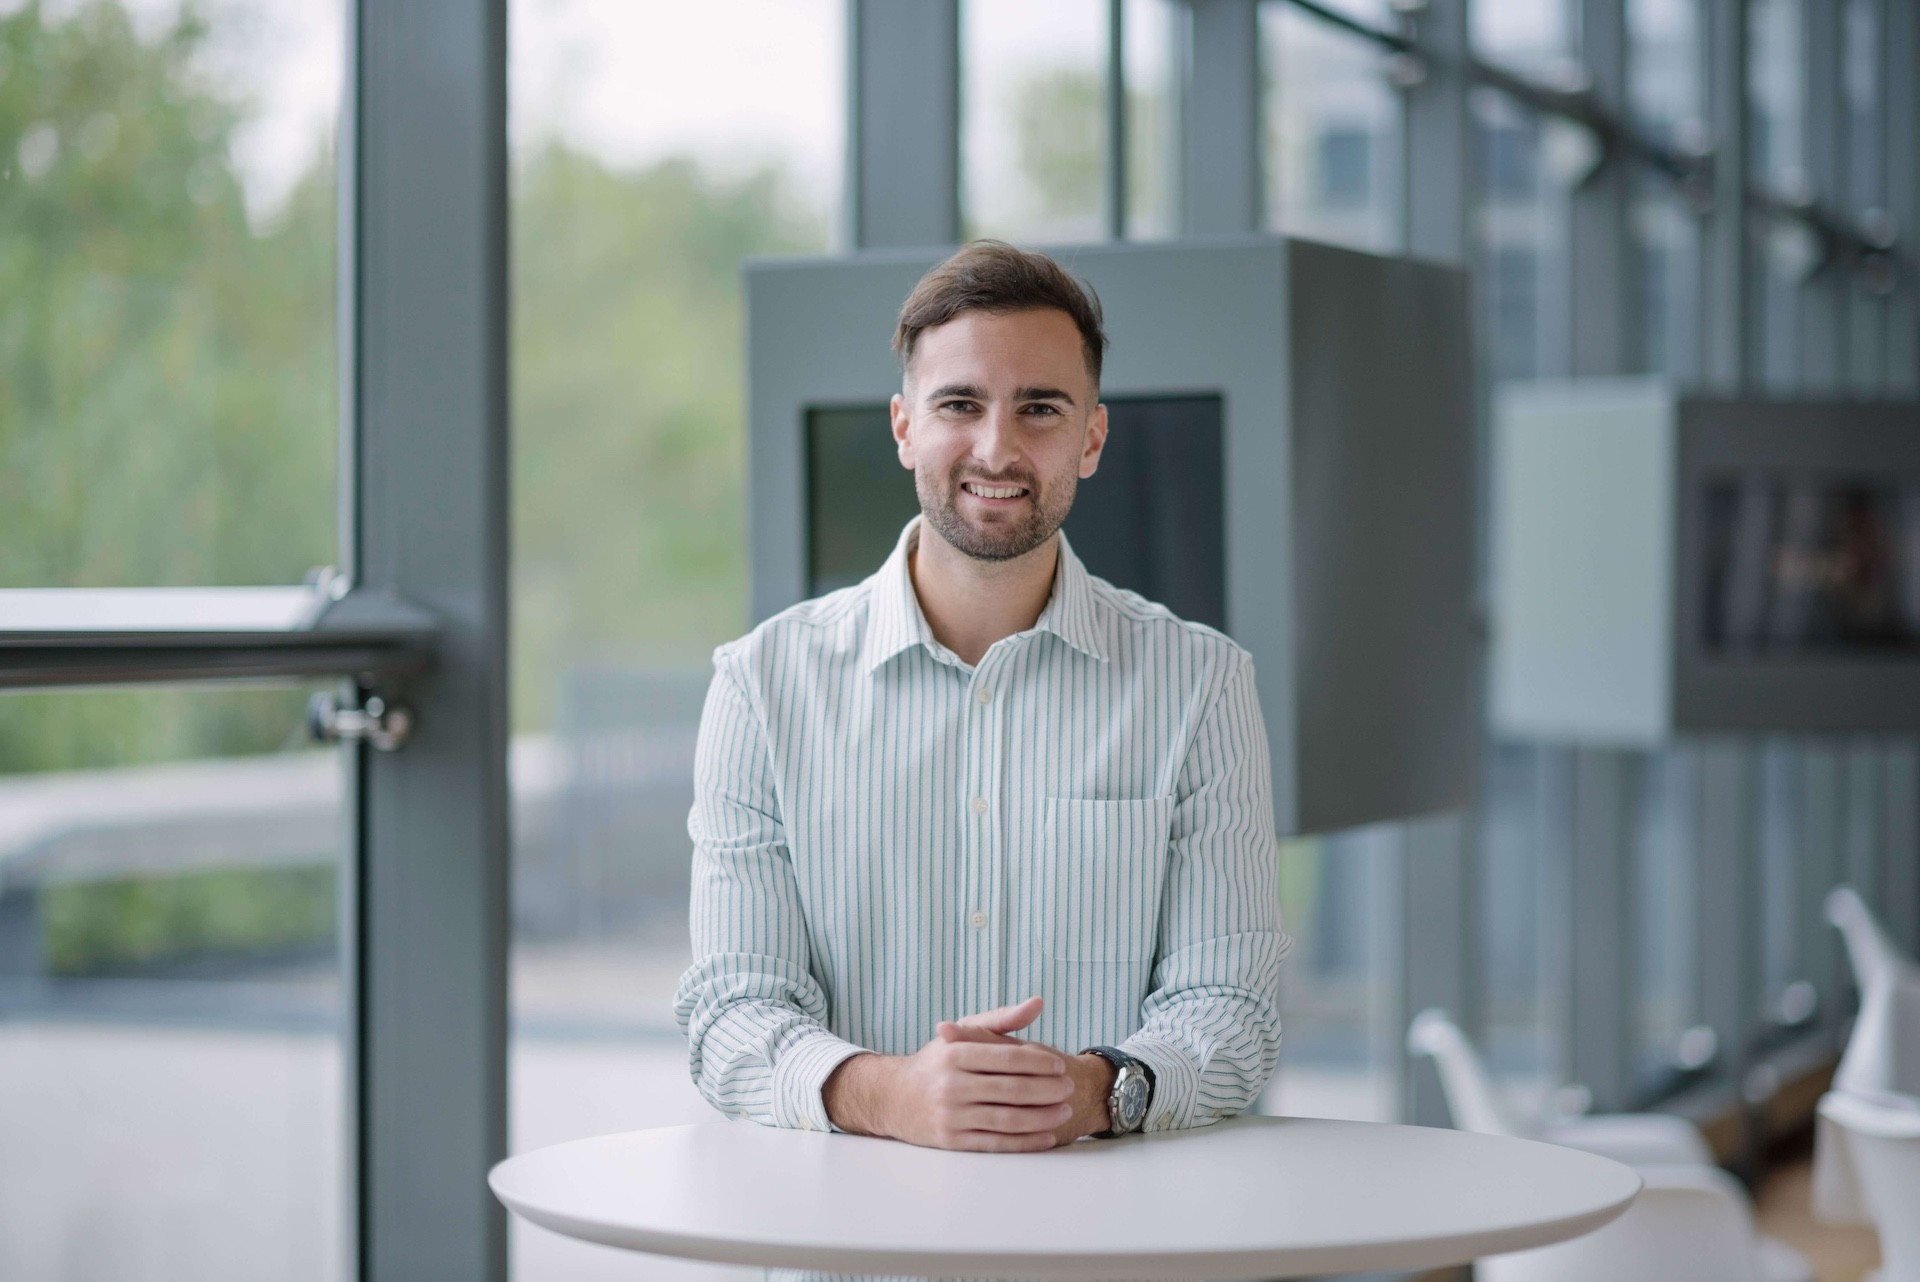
[673,517,1288,1150]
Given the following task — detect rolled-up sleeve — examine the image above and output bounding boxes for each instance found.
[672,649,866,1130]
[1121,649,1289,1131]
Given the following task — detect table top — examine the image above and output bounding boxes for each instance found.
[489,1114,1641,1279]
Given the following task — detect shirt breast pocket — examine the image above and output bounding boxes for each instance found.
[1039,796,1176,963]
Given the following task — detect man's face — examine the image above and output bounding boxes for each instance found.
[890,307,1108,563]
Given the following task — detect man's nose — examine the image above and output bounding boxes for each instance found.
[973,406,1022,473]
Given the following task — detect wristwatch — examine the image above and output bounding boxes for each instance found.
[1082,1046,1155,1137]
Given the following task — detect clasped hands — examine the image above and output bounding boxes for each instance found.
[821,996,1117,1152]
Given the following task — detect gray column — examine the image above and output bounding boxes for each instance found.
[1402,0,1472,263]
[1801,0,1847,391]
[1571,0,1635,376]
[1703,0,1753,390]
[848,0,960,248]
[1887,0,1920,389]
[349,0,511,1277]
[1180,0,1261,235]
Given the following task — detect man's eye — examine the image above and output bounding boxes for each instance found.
[1024,403,1062,417]
[940,400,979,413]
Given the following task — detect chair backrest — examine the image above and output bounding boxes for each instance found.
[1476,1165,1763,1282]
[1406,1008,1535,1139]
[1827,887,1920,1099]
[1826,884,1920,996]
[1818,1091,1920,1281]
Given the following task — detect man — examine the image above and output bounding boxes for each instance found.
[674,241,1287,1162]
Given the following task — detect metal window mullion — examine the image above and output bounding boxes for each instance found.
[1847,0,1889,392]
[1797,743,1843,1019]
[1883,743,1920,954]
[1695,742,1759,1119]
[1567,748,1634,1112]
[1180,0,1261,235]
[1703,0,1752,391]
[1886,0,1920,389]
[352,1,510,1279]
[1399,812,1475,1127]
[1801,0,1847,391]
[1107,0,1128,240]
[1571,0,1634,377]
[849,0,960,248]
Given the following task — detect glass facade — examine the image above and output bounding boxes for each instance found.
[1260,2,1402,252]
[0,0,340,590]
[961,0,1108,242]
[3,0,1918,1275]
[0,685,343,1280]
[506,1,840,1277]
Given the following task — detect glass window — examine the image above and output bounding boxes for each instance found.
[0,1,341,590]
[1261,3,1403,253]
[1758,740,1806,1024]
[0,685,344,1279]
[508,1,841,1278]
[1631,746,1701,1096]
[962,0,1107,242]
[1263,826,1403,1123]
[1478,743,1572,1117]
[1628,0,1703,377]
[1122,0,1181,239]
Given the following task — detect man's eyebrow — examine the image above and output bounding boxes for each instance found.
[1015,386,1076,407]
[924,383,985,403]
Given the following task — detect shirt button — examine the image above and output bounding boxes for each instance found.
[970,911,987,929]
[971,795,988,815]
[976,687,992,705]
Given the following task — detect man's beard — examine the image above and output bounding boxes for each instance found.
[917,462,1077,562]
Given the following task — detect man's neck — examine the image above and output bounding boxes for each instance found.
[908,525,1060,668]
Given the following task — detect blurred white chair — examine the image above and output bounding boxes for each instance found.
[1407,1008,1713,1167]
[1816,887,1920,1223]
[1476,1164,1772,1282]
[1816,1090,1920,1282]
[1409,1010,1812,1282]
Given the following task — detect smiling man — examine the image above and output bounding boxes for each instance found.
[674,241,1288,1168]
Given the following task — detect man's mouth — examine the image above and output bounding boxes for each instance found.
[960,481,1030,500]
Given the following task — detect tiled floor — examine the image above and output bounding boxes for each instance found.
[1755,1154,1881,1282]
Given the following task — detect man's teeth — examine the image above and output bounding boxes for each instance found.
[964,482,1026,499]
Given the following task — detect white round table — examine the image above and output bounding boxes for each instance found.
[490,1114,1641,1279]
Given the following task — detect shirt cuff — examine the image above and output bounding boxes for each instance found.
[770,1028,869,1133]
[1120,1033,1206,1133]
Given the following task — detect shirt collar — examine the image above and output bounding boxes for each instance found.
[861,517,1111,673]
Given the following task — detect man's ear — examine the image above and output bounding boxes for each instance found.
[889,392,915,470]
[1078,402,1109,479]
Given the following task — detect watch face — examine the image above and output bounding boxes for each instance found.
[1114,1071,1150,1131]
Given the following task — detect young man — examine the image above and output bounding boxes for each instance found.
[675,241,1287,1158]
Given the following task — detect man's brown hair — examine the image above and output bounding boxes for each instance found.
[892,240,1109,385]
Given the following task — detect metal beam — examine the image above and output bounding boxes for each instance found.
[1887,0,1920,389]
[848,0,960,248]
[1180,0,1261,235]
[350,0,510,1277]
[1802,0,1847,391]
[1703,0,1753,390]
[1571,0,1634,375]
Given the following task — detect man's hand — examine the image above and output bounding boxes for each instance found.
[823,996,1083,1151]
[822,997,1122,1150]
[937,1010,1118,1145]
